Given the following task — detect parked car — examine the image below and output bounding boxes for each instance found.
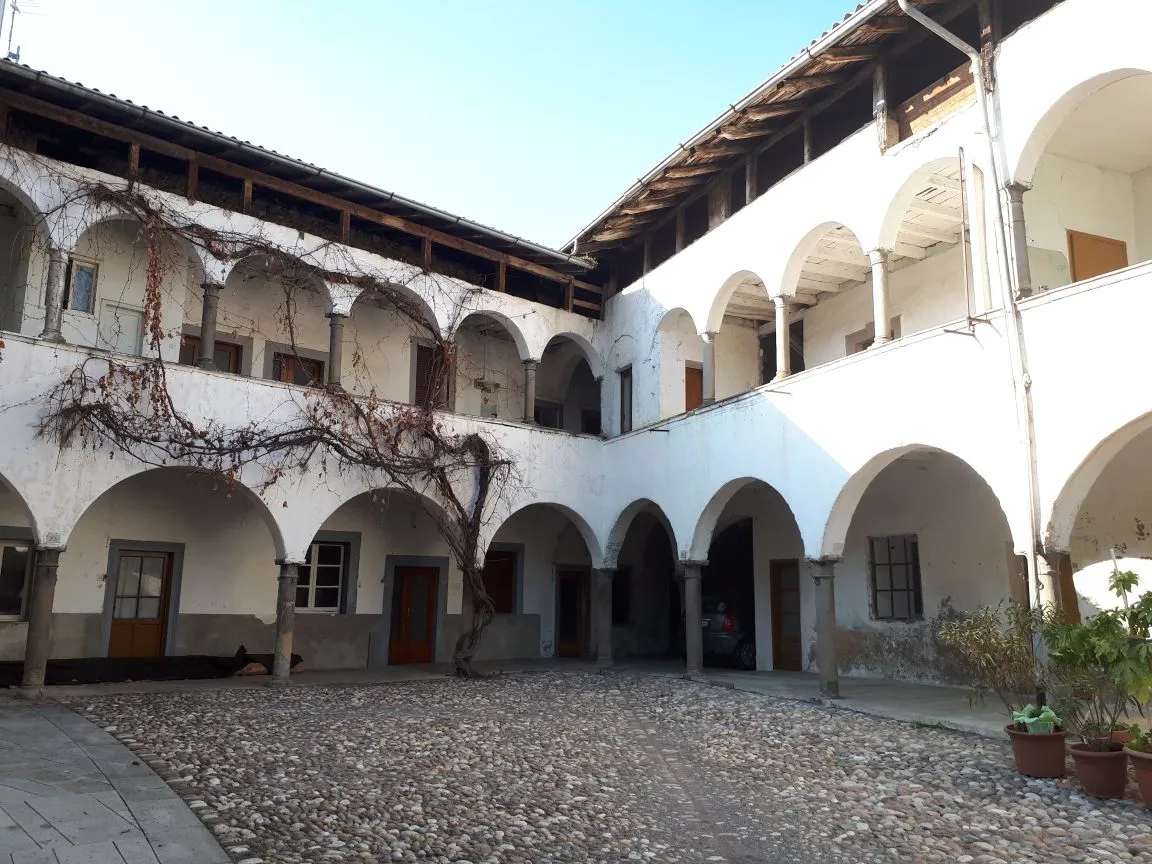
[701,596,756,670]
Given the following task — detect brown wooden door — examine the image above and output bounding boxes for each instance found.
[389,566,438,664]
[685,365,704,412]
[556,567,588,658]
[108,551,172,658]
[770,559,803,672]
[1068,230,1128,283]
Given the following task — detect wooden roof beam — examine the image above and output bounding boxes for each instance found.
[664,164,724,179]
[619,197,678,216]
[863,15,912,34]
[776,73,849,93]
[741,101,807,121]
[717,125,778,141]
[816,45,883,65]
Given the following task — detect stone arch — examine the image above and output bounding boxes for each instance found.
[778,221,870,308]
[604,499,678,569]
[545,331,602,381]
[820,444,1014,560]
[687,476,802,562]
[876,156,967,255]
[487,502,603,567]
[1013,68,1152,187]
[0,469,40,545]
[704,270,769,335]
[453,309,531,361]
[0,149,65,249]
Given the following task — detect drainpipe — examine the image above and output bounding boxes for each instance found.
[895,2,1045,611]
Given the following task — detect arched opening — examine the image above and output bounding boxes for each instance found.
[210,254,329,384]
[702,271,772,403]
[605,500,679,662]
[779,223,869,368]
[57,468,284,664]
[1019,71,1152,290]
[691,478,804,672]
[0,186,49,336]
[0,473,38,636]
[1049,416,1152,620]
[313,487,456,668]
[344,285,440,402]
[487,503,599,660]
[452,312,530,420]
[826,447,1018,684]
[655,308,702,419]
[533,334,602,434]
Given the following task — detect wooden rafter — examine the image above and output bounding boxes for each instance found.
[817,45,882,64]
[664,164,724,179]
[863,15,911,34]
[741,100,807,121]
[717,125,778,141]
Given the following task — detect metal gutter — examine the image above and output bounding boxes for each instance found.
[0,62,595,272]
[564,0,893,252]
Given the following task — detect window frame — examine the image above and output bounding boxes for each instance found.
[533,399,564,429]
[481,548,519,615]
[868,534,924,622]
[295,541,351,613]
[0,538,33,620]
[179,334,242,374]
[273,351,326,387]
[63,256,99,315]
[619,365,633,434]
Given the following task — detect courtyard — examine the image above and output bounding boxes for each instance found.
[65,672,1152,864]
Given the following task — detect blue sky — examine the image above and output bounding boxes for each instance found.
[13,0,853,247]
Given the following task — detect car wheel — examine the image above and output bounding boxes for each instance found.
[734,640,756,671]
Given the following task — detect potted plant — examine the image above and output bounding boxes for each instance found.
[939,602,1066,778]
[1125,729,1152,808]
[1044,570,1152,798]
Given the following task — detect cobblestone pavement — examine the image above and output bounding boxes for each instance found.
[68,672,1152,863]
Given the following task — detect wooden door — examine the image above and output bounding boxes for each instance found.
[389,566,438,664]
[1068,230,1128,283]
[556,567,589,658]
[109,551,172,658]
[685,365,704,412]
[770,559,803,672]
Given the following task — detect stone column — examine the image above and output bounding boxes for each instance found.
[594,568,614,668]
[40,251,66,342]
[682,561,706,677]
[809,558,840,699]
[772,296,791,381]
[701,333,717,406]
[1006,183,1033,298]
[21,548,63,694]
[523,360,538,423]
[326,312,346,388]
[1035,549,1066,613]
[271,562,298,685]
[868,249,891,347]
[197,282,223,370]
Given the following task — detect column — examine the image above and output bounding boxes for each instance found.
[1035,549,1066,613]
[523,360,538,423]
[40,251,66,342]
[701,333,717,406]
[682,561,705,677]
[745,153,758,204]
[809,558,840,698]
[594,568,614,667]
[1006,183,1033,298]
[327,312,346,388]
[197,282,223,370]
[868,249,891,347]
[873,58,899,152]
[772,296,791,381]
[271,562,298,685]
[21,548,62,694]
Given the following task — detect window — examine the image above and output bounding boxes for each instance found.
[482,550,517,614]
[97,304,143,356]
[414,343,449,408]
[64,258,98,314]
[273,352,325,387]
[581,409,601,436]
[0,541,31,618]
[296,541,349,611]
[612,568,631,626]
[534,400,563,429]
[179,335,242,374]
[619,366,633,434]
[869,535,923,621]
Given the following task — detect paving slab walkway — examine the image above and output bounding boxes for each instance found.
[0,703,227,864]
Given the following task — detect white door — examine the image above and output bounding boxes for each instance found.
[98,303,143,356]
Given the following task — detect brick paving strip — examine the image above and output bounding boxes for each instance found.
[0,702,229,864]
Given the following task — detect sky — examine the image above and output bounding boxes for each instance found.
[9,0,855,248]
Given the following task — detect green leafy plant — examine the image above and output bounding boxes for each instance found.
[1012,704,1062,734]
[938,602,1053,721]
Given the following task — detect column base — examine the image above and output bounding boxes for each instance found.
[16,685,47,701]
[266,676,295,688]
[39,331,64,344]
[197,359,218,372]
[820,681,842,700]
[869,338,891,349]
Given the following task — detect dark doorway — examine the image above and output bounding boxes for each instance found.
[703,519,755,667]
[390,566,438,664]
[770,559,803,671]
[555,567,589,657]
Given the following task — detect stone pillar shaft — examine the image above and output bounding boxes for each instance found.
[327,313,346,387]
[594,568,614,667]
[523,360,538,423]
[810,558,840,699]
[773,296,791,380]
[21,548,62,693]
[701,333,717,406]
[682,562,705,677]
[272,563,298,684]
[869,249,891,347]
[40,252,66,342]
[1006,183,1033,298]
[198,283,223,370]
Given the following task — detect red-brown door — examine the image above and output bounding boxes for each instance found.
[685,365,704,412]
[389,566,438,664]
[770,559,803,672]
[556,567,589,657]
[109,551,172,658]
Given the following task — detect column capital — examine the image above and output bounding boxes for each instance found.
[592,566,615,581]
[700,331,718,343]
[48,249,67,266]
[1005,181,1032,200]
[679,559,708,574]
[867,248,890,266]
[325,310,348,321]
[807,557,841,579]
[772,294,791,309]
[200,281,224,295]
[523,358,539,368]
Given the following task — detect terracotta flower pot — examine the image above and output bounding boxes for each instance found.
[1125,747,1152,809]
[1069,743,1128,798]
[1004,724,1067,778]
[1112,728,1133,745]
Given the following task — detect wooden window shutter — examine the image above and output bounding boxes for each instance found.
[415,344,433,406]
